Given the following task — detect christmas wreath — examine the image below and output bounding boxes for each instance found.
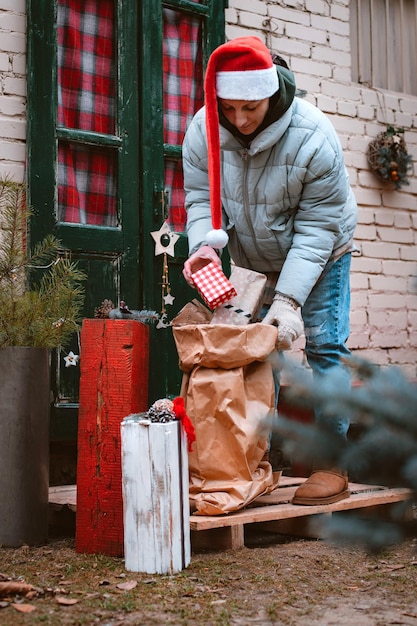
[367,126,413,190]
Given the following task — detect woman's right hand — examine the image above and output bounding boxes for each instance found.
[182,245,222,287]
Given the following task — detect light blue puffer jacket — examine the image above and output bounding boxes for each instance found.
[183,97,358,306]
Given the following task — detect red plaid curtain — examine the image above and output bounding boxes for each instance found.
[57,2,203,231]
[57,0,117,226]
[163,8,203,233]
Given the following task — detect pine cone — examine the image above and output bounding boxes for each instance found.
[147,398,175,423]
[94,299,115,318]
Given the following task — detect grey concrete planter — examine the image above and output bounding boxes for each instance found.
[0,347,50,546]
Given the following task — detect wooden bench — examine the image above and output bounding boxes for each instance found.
[49,476,412,552]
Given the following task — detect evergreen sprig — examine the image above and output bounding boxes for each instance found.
[0,177,86,349]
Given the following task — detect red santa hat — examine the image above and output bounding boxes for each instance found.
[204,37,279,249]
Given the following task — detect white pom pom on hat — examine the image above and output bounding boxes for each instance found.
[204,37,279,250]
[206,228,229,249]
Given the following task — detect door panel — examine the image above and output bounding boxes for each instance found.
[141,0,225,402]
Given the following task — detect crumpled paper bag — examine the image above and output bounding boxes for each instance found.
[172,322,279,516]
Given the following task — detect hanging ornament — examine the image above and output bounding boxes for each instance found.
[150,222,178,328]
[52,317,66,329]
[150,222,179,257]
[163,292,175,306]
[367,126,413,190]
[156,312,170,329]
[64,351,79,368]
[156,252,174,329]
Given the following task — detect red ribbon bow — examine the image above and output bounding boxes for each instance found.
[172,396,196,452]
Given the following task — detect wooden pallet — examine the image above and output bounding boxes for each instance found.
[49,477,412,551]
[189,476,412,549]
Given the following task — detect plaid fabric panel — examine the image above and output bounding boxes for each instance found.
[191,262,237,310]
[58,0,115,133]
[163,7,203,232]
[58,144,117,226]
[57,0,117,225]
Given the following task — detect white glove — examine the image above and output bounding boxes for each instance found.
[262,292,303,350]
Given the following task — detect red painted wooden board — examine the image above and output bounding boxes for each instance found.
[75,319,149,556]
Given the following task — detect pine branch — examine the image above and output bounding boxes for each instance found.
[271,355,417,551]
[0,177,86,349]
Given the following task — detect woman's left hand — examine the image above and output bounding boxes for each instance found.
[182,245,221,287]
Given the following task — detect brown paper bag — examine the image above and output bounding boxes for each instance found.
[211,266,267,325]
[171,299,212,326]
[173,323,279,516]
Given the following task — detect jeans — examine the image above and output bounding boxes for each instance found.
[270,252,352,438]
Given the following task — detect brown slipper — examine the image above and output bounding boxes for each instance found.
[292,469,350,506]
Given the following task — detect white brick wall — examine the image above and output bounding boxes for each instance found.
[0,2,26,182]
[226,0,417,377]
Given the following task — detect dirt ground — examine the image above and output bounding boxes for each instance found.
[1,521,417,626]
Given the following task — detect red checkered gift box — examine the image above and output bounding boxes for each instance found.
[191,262,237,310]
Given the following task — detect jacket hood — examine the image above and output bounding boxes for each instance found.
[218,64,296,146]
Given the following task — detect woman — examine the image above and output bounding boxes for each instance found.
[182,36,358,505]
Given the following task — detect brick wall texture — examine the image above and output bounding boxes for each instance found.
[0,1,26,182]
[1,2,416,375]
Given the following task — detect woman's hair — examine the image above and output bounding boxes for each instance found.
[271,54,289,69]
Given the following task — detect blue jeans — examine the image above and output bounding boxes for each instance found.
[270,252,352,437]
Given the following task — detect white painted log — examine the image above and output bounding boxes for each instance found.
[121,415,191,574]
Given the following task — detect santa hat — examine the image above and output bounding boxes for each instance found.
[204,37,279,250]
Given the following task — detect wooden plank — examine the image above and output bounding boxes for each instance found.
[189,485,411,531]
[252,481,391,507]
[256,515,331,539]
[49,481,412,548]
[47,477,306,509]
[49,485,77,512]
[253,500,415,540]
[49,482,411,521]
[48,480,394,511]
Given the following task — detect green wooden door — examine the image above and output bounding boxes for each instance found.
[141,0,226,402]
[27,0,140,440]
[26,0,225,440]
